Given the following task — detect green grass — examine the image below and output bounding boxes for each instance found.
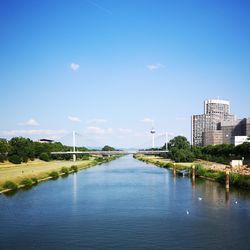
[0,155,122,193]
[135,154,250,189]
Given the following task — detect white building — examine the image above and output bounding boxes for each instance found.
[234,136,250,146]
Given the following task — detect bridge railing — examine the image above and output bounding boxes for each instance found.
[51,150,168,155]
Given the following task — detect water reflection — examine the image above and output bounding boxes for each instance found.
[72,173,77,205]
[0,155,250,250]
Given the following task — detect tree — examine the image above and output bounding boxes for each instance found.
[168,136,194,162]
[102,145,116,151]
[8,137,34,163]
[39,152,51,162]
[0,139,9,162]
[168,136,190,151]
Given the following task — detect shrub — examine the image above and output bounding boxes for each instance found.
[81,155,90,160]
[20,178,33,188]
[70,165,78,172]
[229,173,250,189]
[49,171,59,179]
[195,164,206,176]
[39,152,50,162]
[8,155,22,164]
[3,181,18,190]
[96,157,104,162]
[0,154,7,162]
[60,167,69,175]
[164,162,173,168]
[31,177,38,184]
[215,172,226,183]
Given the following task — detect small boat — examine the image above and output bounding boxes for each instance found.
[177,169,190,176]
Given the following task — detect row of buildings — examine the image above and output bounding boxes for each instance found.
[191,99,250,146]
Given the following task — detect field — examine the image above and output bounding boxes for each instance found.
[0,158,96,188]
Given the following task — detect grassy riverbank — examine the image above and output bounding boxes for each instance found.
[134,154,250,189]
[0,155,121,193]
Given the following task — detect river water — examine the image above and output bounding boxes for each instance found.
[0,155,250,250]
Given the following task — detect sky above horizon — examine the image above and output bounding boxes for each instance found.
[0,0,250,148]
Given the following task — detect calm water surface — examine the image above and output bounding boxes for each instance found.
[1,155,250,250]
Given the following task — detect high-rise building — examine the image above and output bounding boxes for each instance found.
[191,99,235,146]
[192,99,250,146]
[218,119,245,144]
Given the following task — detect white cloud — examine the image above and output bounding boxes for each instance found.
[70,63,80,71]
[0,129,66,137]
[86,119,107,124]
[141,118,154,124]
[87,126,113,135]
[68,116,81,123]
[19,118,40,126]
[146,63,165,71]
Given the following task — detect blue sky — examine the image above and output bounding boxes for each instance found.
[0,0,250,148]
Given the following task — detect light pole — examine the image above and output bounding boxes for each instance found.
[150,128,156,148]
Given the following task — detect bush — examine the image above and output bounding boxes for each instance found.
[20,178,33,188]
[70,165,78,172]
[3,181,18,190]
[39,152,50,162]
[0,154,7,162]
[49,171,59,179]
[229,173,250,189]
[31,177,38,184]
[8,155,22,164]
[60,167,69,175]
[81,155,90,160]
[195,164,206,176]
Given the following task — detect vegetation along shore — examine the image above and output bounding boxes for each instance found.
[0,137,121,194]
[134,135,250,190]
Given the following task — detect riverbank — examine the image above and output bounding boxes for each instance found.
[0,155,121,194]
[134,154,250,189]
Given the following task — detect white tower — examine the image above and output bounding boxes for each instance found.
[150,128,156,148]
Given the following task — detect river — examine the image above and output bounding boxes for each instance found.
[0,155,250,250]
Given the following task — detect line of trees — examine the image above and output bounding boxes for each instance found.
[192,143,250,164]
[163,136,250,164]
[0,137,88,164]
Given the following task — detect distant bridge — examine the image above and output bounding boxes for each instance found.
[51,131,170,161]
[51,150,168,156]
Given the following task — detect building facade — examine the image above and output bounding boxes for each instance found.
[192,99,234,146]
[192,99,250,146]
[202,130,223,146]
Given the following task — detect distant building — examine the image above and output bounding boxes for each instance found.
[192,99,235,146]
[218,119,246,144]
[202,130,223,146]
[38,139,54,143]
[192,99,250,146]
[234,136,250,146]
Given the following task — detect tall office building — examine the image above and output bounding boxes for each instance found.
[191,99,235,146]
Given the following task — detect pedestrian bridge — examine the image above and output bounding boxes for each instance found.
[51,150,168,156]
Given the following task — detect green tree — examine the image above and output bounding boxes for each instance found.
[39,152,51,162]
[168,136,194,162]
[102,145,116,151]
[0,138,9,162]
[8,137,34,163]
[168,136,190,151]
